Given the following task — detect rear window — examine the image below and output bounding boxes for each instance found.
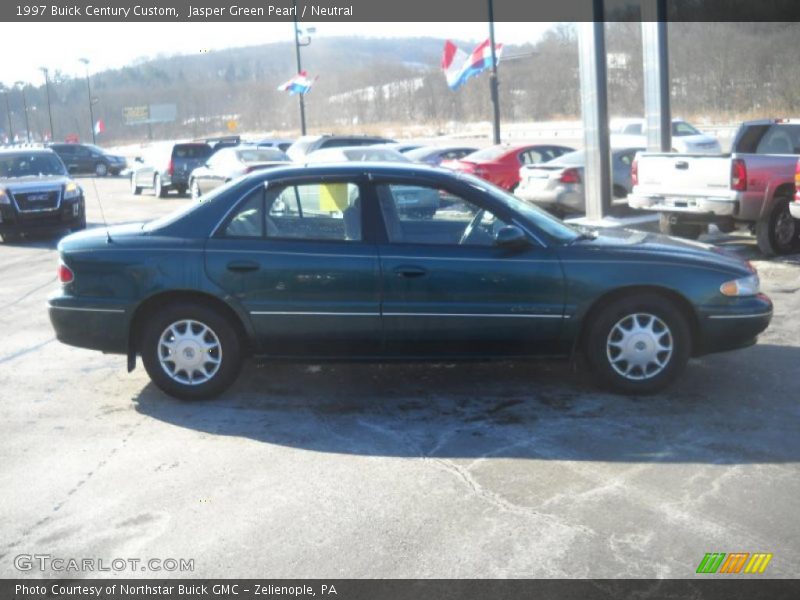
[236,148,288,163]
[172,144,212,159]
[754,124,800,155]
[672,121,701,136]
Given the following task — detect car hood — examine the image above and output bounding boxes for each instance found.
[0,175,72,190]
[573,227,751,275]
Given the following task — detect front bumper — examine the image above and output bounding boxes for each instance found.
[48,293,129,354]
[628,194,738,217]
[0,198,84,234]
[695,294,773,355]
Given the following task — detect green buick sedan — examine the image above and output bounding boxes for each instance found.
[48,163,772,399]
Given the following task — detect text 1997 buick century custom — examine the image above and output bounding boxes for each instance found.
[48,164,772,399]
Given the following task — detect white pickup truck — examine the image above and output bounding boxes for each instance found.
[628,119,800,255]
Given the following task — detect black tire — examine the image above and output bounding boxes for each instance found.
[583,293,691,394]
[175,185,187,197]
[756,197,799,256]
[95,162,108,177]
[130,175,142,195]
[659,213,705,240]
[154,174,168,198]
[140,302,243,400]
[71,215,87,232]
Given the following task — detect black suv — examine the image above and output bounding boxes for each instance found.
[50,143,127,177]
[286,134,395,161]
[0,148,86,242]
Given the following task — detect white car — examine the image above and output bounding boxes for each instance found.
[610,118,722,154]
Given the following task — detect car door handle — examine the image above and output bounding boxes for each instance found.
[394,265,427,278]
[226,260,260,273]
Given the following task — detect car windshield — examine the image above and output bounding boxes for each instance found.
[672,121,702,136]
[236,148,288,163]
[405,147,437,161]
[464,146,507,162]
[459,173,581,243]
[0,153,67,178]
[84,144,106,154]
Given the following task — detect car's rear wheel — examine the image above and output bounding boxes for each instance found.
[190,179,202,201]
[584,293,690,394]
[95,162,108,177]
[756,197,798,256]
[659,213,705,240]
[154,174,168,198]
[131,175,142,195]
[140,303,243,400]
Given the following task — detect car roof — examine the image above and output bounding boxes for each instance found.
[0,147,56,155]
[243,161,455,181]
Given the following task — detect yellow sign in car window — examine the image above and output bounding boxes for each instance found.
[319,183,349,212]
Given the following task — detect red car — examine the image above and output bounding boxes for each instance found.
[442,144,575,191]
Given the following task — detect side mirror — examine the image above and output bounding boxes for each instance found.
[495,225,530,248]
[134,156,143,163]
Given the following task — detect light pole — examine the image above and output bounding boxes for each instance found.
[14,82,31,143]
[291,0,313,135]
[0,86,13,144]
[487,0,501,144]
[79,58,96,144]
[39,67,54,142]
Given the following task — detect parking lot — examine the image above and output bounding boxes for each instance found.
[1,175,799,578]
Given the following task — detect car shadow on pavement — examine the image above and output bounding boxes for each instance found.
[133,343,800,464]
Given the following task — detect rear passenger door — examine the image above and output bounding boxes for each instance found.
[205,175,382,356]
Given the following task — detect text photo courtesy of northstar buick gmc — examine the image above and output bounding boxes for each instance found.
[47,164,772,400]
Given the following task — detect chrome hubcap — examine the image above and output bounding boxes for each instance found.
[606,313,673,381]
[158,319,222,386]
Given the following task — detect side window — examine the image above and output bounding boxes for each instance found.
[223,188,264,238]
[75,146,91,158]
[377,184,510,247]
[266,182,362,242]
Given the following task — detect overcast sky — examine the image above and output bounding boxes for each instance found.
[0,22,553,87]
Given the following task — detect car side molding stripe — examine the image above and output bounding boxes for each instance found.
[707,312,773,319]
[48,305,125,313]
[249,311,567,319]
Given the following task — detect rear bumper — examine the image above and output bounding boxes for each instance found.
[48,294,129,354]
[628,194,738,217]
[695,294,773,355]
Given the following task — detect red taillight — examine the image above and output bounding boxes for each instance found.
[731,158,747,191]
[631,158,639,187]
[559,168,582,185]
[58,262,74,284]
[167,160,175,176]
[794,159,800,202]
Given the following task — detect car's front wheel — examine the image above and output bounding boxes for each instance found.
[131,175,142,195]
[140,303,243,400]
[584,293,690,394]
[154,174,168,198]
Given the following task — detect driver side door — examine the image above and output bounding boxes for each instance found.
[375,180,566,357]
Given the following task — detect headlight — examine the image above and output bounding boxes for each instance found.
[63,182,82,200]
[0,188,9,205]
[720,274,760,297]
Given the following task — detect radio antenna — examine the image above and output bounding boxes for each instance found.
[87,176,113,243]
